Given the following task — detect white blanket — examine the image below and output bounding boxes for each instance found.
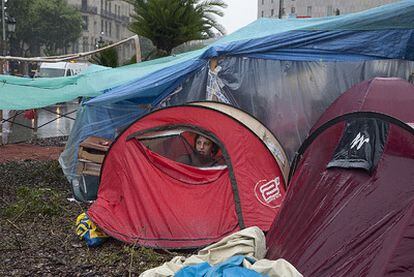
[140,226,302,277]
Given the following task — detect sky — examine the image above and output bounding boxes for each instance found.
[218,0,258,34]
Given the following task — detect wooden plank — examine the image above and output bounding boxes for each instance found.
[78,147,106,163]
[80,136,112,152]
[77,160,101,176]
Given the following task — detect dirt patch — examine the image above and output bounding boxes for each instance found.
[0,148,177,275]
[0,144,63,164]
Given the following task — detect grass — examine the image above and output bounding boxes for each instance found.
[0,160,175,275]
[3,186,64,218]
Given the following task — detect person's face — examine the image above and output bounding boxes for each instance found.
[195,136,213,157]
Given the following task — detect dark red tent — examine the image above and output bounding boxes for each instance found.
[88,102,289,248]
[266,78,414,276]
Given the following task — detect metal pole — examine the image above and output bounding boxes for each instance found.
[133,35,141,63]
[1,0,4,145]
[1,0,5,43]
[0,111,3,145]
[278,0,284,19]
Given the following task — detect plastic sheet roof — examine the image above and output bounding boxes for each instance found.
[1,0,414,110]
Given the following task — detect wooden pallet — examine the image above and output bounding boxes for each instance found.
[77,136,112,176]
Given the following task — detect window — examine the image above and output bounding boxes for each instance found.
[105,21,108,34]
[82,37,89,52]
[82,16,88,31]
[109,2,112,13]
[261,10,264,17]
[109,22,112,36]
[327,5,333,16]
[291,7,295,14]
[271,9,274,16]
[82,0,88,10]
[261,0,264,5]
[271,0,274,3]
[73,42,79,53]
[307,6,312,17]
[105,0,107,11]
[116,24,120,39]
[101,19,104,32]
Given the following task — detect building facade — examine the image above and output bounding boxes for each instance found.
[258,0,398,19]
[66,0,135,63]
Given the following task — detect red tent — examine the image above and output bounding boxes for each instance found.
[266,78,414,276]
[88,102,289,248]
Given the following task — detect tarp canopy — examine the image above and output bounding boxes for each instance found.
[50,0,414,180]
[266,78,414,276]
[1,0,414,110]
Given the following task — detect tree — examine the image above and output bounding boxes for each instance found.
[89,46,119,68]
[128,0,227,58]
[6,0,82,56]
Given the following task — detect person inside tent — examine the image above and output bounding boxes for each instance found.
[177,134,225,167]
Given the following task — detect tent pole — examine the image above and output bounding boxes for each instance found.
[133,35,141,63]
[32,110,38,141]
[0,110,3,145]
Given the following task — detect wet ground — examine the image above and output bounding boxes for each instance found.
[1,102,78,144]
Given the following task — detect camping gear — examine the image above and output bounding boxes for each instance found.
[75,213,108,247]
[56,0,414,183]
[88,103,288,248]
[265,78,414,276]
[140,226,302,277]
[74,136,112,202]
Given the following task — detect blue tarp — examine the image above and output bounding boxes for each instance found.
[86,0,414,106]
[60,0,414,180]
[175,256,264,277]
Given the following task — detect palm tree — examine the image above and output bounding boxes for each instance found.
[128,0,227,58]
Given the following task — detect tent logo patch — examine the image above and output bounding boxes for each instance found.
[350,132,369,150]
[255,177,282,208]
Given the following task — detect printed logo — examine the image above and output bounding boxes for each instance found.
[350,132,369,150]
[254,177,282,208]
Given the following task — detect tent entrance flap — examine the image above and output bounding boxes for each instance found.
[130,139,228,185]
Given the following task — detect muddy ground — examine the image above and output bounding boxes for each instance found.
[0,138,176,276]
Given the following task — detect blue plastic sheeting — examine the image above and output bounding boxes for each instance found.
[59,101,147,179]
[175,256,264,277]
[86,57,207,105]
[60,1,414,180]
[85,0,414,107]
[203,30,414,61]
[59,65,209,180]
[200,0,414,61]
